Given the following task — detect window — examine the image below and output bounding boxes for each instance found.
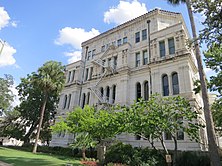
[114,56,117,70]
[143,50,148,65]
[85,68,89,81]
[117,39,122,46]
[135,52,140,67]
[142,29,147,41]
[159,41,165,57]
[144,81,149,101]
[86,92,90,105]
[165,132,172,140]
[106,43,110,49]
[172,73,179,95]
[101,45,105,52]
[162,74,169,96]
[135,32,140,43]
[102,60,106,73]
[87,51,91,60]
[112,85,116,104]
[82,93,86,108]
[63,95,68,109]
[67,94,71,109]
[135,134,141,140]
[70,70,75,82]
[100,87,104,98]
[123,37,127,44]
[67,71,71,83]
[89,67,93,80]
[108,58,111,67]
[92,49,96,59]
[168,38,175,55]
[106,86,110,102]
[136,82,141,102]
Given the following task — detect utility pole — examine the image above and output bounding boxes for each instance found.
[78,46,89,107]
[147,20,152,97]
[0,40,5,55]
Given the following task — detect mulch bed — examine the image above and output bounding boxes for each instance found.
[80,161,98,166]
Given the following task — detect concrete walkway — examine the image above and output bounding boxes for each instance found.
[0,161,12,166]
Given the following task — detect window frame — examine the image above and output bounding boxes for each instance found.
[159,40,166,57]
[135,32,140,43]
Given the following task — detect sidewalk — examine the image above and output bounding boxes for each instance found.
[0,161,12,166]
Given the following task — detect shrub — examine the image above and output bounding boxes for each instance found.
[176,151,210,166]
[105,142,165,166]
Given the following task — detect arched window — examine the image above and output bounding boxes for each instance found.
[172,72,179,95]
[144,81,149,101]
[106,86,110,102]
[87,92,90,105]
[162,75,169,96]
[82,93,86,108]
[112,85,116,104]
[136,82,141,102]
[67,94,72,109]
[63,95,67,109]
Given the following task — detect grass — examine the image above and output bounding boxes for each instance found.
[0,147,82,166]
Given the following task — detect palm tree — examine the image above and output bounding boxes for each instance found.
[32,61,65,153]
[165,0,221,165]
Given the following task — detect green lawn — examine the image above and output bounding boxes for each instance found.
[0,147,82,166]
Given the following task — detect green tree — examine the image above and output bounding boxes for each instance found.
[32,61,65,153]
[164,0,221,165]
[70,132,97,160]
[52,105,123,162]
[0,74,14,114]
[120,95,201,166]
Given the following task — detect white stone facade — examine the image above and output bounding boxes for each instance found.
[50,9,207,151]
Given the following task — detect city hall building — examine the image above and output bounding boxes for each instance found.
[50,9,207,151]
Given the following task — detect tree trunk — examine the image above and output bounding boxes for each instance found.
[82,147,86,160]
[32,93,48,153]
[185,1,221,165]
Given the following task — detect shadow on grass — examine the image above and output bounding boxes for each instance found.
[0,156,82,166]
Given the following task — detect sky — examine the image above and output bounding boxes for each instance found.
[0,0,212,103]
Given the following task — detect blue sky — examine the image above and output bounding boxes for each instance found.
[0,0,208,86]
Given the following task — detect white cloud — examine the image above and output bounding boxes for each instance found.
[55,27,100,50]
[65,50,82,64]
[204,67,216,79]
[55,27,100,63]
[104,0,148,25]
[0,41,17,67]
[0,7,10,30]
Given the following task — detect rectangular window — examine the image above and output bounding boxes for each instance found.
[168,38,175,55]
[159,41,165,57]
[70,70,75,82]
[92,49,96,59]
[89,67,93,80]
[117,39,122,46]
[106,43,110,49]
[114,56,117,70]
[67,71,71,83]
[143,50,148,65]
[101,45,105,52]
[123,37,127,44]
[135,32,140,43]
[135,52,140,67]
[142,29,147,41]
[165,132,172,140]
[87,51,91,60]
[85,68,89,81]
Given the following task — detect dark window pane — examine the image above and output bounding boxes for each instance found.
[159,41,165,57]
